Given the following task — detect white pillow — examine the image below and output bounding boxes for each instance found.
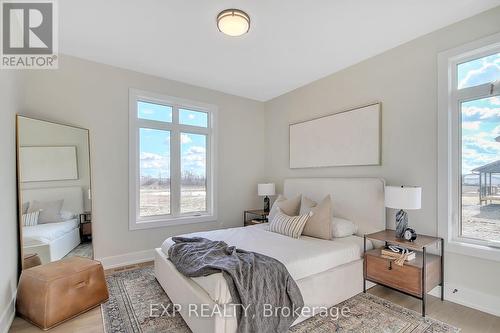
[332,217,358,238]
[60,210,76,221]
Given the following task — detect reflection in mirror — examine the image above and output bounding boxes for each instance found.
[17,116,93,269]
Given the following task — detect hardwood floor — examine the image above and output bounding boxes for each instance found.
[10,308,103,333]
[9,267,500,333]
[368,286,500,333]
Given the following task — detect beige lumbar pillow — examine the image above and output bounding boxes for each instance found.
[269,208,311,239]
[300,195,333,240]
[268,194,301,222]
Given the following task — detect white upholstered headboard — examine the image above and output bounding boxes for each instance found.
[22,186,84,215]
[284,178,386,236]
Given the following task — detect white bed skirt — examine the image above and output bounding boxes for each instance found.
[24,228,80,264]
[154,248,374,333]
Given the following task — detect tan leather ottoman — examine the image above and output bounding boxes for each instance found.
[16,256,109,330]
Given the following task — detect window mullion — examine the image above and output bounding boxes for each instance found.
[137,119,174,131]
[450,92,461,242]
[177,124,210,135]
[134,126,140,222]
[455,83,495,102]
[206,130,212,214]
[493,81,500,94]
[170,108,181,217]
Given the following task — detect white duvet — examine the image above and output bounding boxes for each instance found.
[161,224,372,304]
[23,219,79,245]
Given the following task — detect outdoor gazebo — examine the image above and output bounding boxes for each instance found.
[472,160,500,205]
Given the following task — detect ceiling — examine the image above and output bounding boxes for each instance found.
[60,0,500,101]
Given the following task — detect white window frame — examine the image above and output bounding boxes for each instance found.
[129,89,217,230]
[438,32,500,261]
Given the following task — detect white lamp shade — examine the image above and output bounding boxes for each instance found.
[385,186,421,210]
[258,183,275,196]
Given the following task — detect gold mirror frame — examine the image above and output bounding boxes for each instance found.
[16,115,93,273]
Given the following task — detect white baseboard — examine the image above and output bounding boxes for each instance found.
[429,283,500,317]
[0,295,16,333]
[96,249,155,270]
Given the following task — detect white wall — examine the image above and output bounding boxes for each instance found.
[19,55,265,264]
[0,72,22,333]
[264,6,500,314]
[18,117,92,211]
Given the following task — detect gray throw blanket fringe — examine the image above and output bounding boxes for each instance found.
[168,237,304,333]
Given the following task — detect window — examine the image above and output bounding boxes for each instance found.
[461,95,500,242]
[129,89,216,230]
[438,33,500,260]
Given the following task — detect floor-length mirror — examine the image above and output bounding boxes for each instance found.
[17,115,93,269]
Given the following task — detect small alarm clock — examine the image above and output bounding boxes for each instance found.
[403,228,417,242]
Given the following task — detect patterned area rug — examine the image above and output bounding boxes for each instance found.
[64,242,93,259]
[102,266,459,333]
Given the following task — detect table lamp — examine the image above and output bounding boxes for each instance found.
[385,185,422,238]
[258,183,275,213]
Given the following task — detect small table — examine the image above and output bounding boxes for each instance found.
[244,209,269,226]
[79,212,92,242]
[363,229,444,317]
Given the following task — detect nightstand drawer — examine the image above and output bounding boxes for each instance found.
[365,252,422,297]
[82,223,92,236]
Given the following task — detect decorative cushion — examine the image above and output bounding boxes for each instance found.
[269,209,311,239]
[299,196,317,215]
[300,195,333,240]
[268,194,301,222]
[22,202,29,214]
[16,257,109,330]
[27,199,64,224]
[22,210,40,227]
[332,217,358,238]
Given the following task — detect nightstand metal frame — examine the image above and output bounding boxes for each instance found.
[363,231,444,317]
[243,209,269,226]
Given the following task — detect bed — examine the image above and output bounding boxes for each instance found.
[22,187,83,264]
[154,178,386,333]
[23,219,80,264]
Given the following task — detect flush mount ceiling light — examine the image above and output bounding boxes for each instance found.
[217,9,250,37]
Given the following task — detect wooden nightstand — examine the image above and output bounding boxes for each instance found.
[244,209,269,226]
[363,229,444,317]
[80,212,92,242]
